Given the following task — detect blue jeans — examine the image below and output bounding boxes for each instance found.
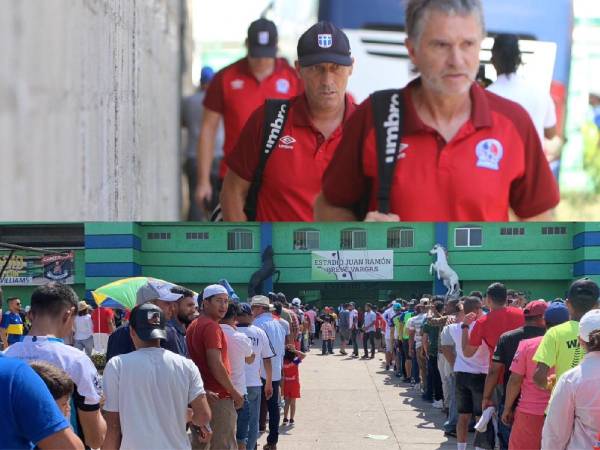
[444,373,458,432]
[261,379,280,445]
[497,401,511,450]
[236,386,261,450]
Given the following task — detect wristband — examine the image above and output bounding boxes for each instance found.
[461,323,470,330]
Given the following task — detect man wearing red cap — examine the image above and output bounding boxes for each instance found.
[195,18,301,214]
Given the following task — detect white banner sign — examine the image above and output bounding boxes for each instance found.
[311,250,394,281]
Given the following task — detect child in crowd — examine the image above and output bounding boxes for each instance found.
[282,348,305,425]
[320,315,335,355]
[29,360,74,420]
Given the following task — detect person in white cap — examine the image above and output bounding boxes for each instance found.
[542,308,600,450]
[187,284,242,450]
[106,279,184,361]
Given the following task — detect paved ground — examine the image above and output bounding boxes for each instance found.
[257,343,458,450]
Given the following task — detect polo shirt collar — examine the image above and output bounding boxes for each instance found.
[402,77,493,135]
[292,93,356,129]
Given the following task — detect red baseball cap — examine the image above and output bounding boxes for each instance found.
[523,300,548,317]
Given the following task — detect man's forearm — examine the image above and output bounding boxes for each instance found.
[208,357,238,396]
[197,126,218,186]
[101,412,121,450]
[263,357,273,384]
[220,172,250,221]
[483,365,501,403]
[504,375,522,412]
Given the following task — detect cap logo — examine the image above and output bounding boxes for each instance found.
[258,31,269,45]
[475,139,503,171]
[317,34,333,48]
[147,311,160,325]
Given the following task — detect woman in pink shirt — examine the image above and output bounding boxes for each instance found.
[502,302,569,450]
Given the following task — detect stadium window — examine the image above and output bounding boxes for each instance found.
[293,229,320,250]
[455,227,482,247]
[147,232,171,240]
[387,227,414,248]
[227,229,253,250]
[500,227,524,236]
[186,232,209,240]
[340,229,367,249]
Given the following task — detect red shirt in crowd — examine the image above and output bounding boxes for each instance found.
[186,315,232,398]
[375,313,386,332]
[282,359,301,399]
[91,307,114,333]
[321,78,560,221]
[469,306,525,354]
[226,94,356,221]
[203,57,302,178]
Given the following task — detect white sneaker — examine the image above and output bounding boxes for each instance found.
[432,400,444,409]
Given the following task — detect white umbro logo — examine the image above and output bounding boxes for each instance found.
[279,135,296,149]
[231,79,244,90]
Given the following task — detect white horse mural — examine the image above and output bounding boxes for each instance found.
[429,244,460,299]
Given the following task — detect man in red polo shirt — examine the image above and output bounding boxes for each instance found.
[195,18,301,213]
[461,282,524,360]
[187,284,243,450]
[314,0,559,222]
[220,21,355,222]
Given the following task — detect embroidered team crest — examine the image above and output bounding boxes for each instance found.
[231,79,244,90]
[258,31,270,45]
[279,135,296,149]
[275,78,290,94]
[317,34,333,48]
[475,139,503,171]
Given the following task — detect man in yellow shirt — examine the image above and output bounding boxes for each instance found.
[533,278,599,389]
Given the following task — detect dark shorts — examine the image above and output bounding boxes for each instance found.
[455,371,486,416]
[402,339,411,360]
[339,329,351,341]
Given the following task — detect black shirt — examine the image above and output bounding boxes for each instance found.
[493,325,546,387]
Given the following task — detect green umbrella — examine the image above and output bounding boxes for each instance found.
[91,277,187,310]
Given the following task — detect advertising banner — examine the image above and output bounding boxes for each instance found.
[0,251,75,285]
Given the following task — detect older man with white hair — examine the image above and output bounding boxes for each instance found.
[316,0,559,222]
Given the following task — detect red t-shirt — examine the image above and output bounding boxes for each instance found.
[186,315,231,397]
[226,94,356,221]
[91,307,114,333]
[203,57,302,178]
[321,78,560,221]
[469,306,525,354]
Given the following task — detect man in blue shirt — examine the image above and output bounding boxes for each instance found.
[0,354,83,449]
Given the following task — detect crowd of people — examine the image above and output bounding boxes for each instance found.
[316,279,600,450]
[0,281,314,450]
[181,0,562,223]
[1,277,600,449]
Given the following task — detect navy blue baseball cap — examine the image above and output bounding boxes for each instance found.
[297,21,352,67]
[247,18,278,58]
[238,303,253,316]
[200,66,214,84]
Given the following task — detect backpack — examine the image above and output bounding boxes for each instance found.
[366,89,405,216]
[210,98,290,222]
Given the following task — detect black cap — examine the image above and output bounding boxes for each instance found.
[297,21,352,67]
[247,18,278,58]
[567,278,600,302]
[130,303,167,341]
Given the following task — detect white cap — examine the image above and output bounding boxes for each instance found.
[202,284,229,300]
[250,295,271,308]
[291,297,301,306]
[136,279,183,305]
[579,309,600,342]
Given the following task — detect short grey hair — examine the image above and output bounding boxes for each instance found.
[405,0,486,42]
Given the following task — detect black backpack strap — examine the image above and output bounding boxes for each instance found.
[370,89,404,214]
[244,99,291,221]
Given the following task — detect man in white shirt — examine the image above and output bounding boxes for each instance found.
[444,297,489,450]
[220,303,254,402]
[407,303,428,389]
[382,302,397,369]
[348,302,360,357]
[5,282,106,449]
[236,303,275,450]
[102,303,212,450]
[487,34,560,175]
[362,303,377,359]
[251,295,288,450]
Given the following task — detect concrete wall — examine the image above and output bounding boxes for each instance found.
[0,0,186,220]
